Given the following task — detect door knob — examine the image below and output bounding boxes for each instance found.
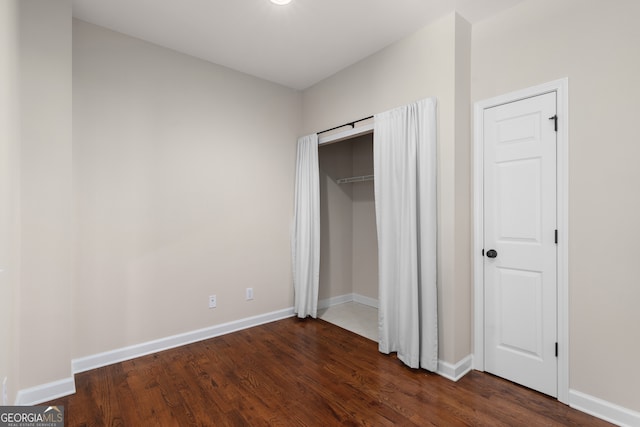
[486,249,498,258]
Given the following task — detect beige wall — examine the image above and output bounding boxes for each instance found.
[16,0,74,395]
[0,0,19,403]
[452,14,472,361]
[10,0,637,416]
[471,0,640,411]
[303,13,473,364]
[72,20,301,358]
[351,135,377,300]
[318,142,354,300]
[318,134,378,302]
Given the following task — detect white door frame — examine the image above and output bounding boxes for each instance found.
[473,78,569,404]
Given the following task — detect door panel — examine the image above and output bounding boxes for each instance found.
[497,158,541,241]
[496,268,543,358]
[484,92,557,397]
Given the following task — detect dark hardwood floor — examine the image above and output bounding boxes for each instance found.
[46,318,613,426]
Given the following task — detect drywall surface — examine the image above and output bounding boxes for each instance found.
[17,0,74,393]
[318,133,377,302]
[0,0,19,404]
[472,0,640,411]
[303,13,472,364]
[351,136,377,300]
[318,142,354,300]
[452,13,472,365]
[73,20,301,358]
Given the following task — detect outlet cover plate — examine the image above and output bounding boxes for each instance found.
[208,295,217,308]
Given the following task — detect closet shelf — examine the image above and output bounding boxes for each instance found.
[337,174,374,184]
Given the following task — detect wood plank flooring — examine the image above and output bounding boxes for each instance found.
[46,318,613,426]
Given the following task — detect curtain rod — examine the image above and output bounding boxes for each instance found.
[317,115,374,135]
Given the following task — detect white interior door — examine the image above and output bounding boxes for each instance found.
[483,92,558,397]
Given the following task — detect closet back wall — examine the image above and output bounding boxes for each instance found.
[351,136,377,301]
[73,20,301,359]
[318,142,353,300]
[318,134,377,303]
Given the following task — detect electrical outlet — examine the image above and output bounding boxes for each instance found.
[208,295,217,309]
[246,288,254,301]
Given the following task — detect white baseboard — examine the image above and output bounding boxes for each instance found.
[15,308,294,404]
[570,389,640,427]
[432,365,640,426]
[73,307,295,374]
[318,293,379,310]
[22,308,640,427]
[17,308,295,405]
[437,355,473,382]
[318,293,354,310]
[353,293,379,308]
[15,376,76,406]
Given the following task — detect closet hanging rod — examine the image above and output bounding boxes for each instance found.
[337,174,374,185]
[317,115,374,135]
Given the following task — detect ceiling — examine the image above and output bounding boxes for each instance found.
[72,0,524,90]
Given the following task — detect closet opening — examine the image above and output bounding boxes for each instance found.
[316,131,379,342]
[293,98,436,369]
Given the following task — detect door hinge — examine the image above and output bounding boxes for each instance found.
[555,342,558,357]
[549,115,558,132]
[555,229,558,244]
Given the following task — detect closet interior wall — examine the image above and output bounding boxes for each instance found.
[318,133,378,303]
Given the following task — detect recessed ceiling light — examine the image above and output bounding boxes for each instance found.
[270,0,292,5]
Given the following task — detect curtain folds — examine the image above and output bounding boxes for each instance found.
[292,134,320,318]
[374,98,438,371]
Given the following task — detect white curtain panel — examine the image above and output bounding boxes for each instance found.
[292,134,320,318]
[374,98,438,371]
